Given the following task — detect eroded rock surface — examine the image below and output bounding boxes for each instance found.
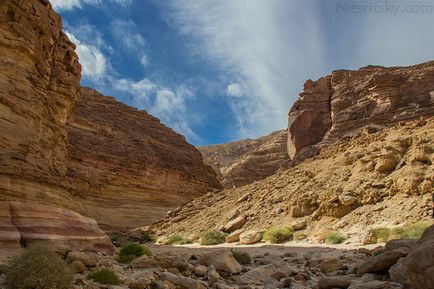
[66,88,221,229]
[0,0,113,252]
[199,130,291,188]
[288,61,434,160]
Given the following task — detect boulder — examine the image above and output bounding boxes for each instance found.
[221,216,247,233]
[66,251,106,267]
[388,258,409,285]
[348,281,403,289]
[239,230,263,244]
[406,225,434,289]
[385,239,417,252]
[357,248,408,276]
[194,265,208,276]
[320,257,347,273]
[225,229,244,243]
[199,250,242,274]
[318,277,351,289]
[157,272,206,289]
[129,270,156,289]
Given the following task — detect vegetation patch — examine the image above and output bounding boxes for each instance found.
[200,230,228,245]
[325,231,347,244]
[263,226,294,244]
[231,250,251,265]
[87,269,121,285]
[3,246,73,289]
[166,234,193,245]
[369,221,431,244]
[118,242,151,263]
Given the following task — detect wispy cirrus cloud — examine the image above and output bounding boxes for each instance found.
[163,0,328,138]
[111,20,150,68]
[50,0,131,11]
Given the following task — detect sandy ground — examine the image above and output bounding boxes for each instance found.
[0,241,382,263]
[148,241,383,260]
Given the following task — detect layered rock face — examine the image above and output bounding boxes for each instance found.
[199,130,291,188]
[288,61,434,160]
[66,87,221,229]
[0,0,112,252]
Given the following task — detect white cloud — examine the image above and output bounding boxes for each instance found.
[164,0,327,139]
[226,83,244,98]
[65,32,107,81]
[51,0,131,11]
[111,20,150,68]
[112,78,199,141]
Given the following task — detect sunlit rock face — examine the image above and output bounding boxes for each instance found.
[288,61,434,161]
[0,0,113,252]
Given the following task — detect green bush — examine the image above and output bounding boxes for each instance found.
[132,232,157,244]
[166,234,193,245]
[3,246,73,289]
[200,230,228,245]
[263,226,294,244]
[231,250,251,265]
[393,221,431,239]
[87,269,121,285]
[325,231,347,244]
[118,243,151,263]
[369,221,431,244]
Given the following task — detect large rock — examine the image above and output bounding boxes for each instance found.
[288,62,434,160]
[66,88,221,229]
[0,0,114,253]
[199,250,242,274]
[199,130,291,188]
[221,216,247,233]
[406,225,434,289]
[0,201,114,254]
[239,230,263,244]
[357,248,408,276]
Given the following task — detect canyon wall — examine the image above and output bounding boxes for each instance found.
[288,61,434,160]
[0,0,113,252]
[66,87,221,230]
[199,130,290,188]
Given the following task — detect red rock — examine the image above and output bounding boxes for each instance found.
[288,62,434,161]
[66,88,221,229]
[199,130,291,188]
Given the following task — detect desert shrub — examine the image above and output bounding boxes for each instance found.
[132,232,157,244]
[3,246,73,289]
[263,226,294,244]
[166,234,193,245]
[369,221,431,244]
[200,230,228,245]
[87,269,121,285]
[293,230,307,241]
[371,227,391,243]
[118,243,151,263]
[325,231,347,244]
[231,250,251,265]
[393,221,431,239]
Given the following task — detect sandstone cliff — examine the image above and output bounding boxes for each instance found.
[199,130,291,188]
[0,0,113,252]
[288,61,434,161]
[151,118,434,244]
[66,87,221,229]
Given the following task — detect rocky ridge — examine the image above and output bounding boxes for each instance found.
[199,130,290,188]
[151,117,433,244]
[288,61,434,161]
[66,87,221,229]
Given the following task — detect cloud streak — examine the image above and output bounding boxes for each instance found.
[163,0,328,138]
[51,0,131,11]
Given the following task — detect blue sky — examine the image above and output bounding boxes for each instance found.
[51,0,434,145]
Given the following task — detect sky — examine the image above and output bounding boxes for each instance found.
[51,0,434,146]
